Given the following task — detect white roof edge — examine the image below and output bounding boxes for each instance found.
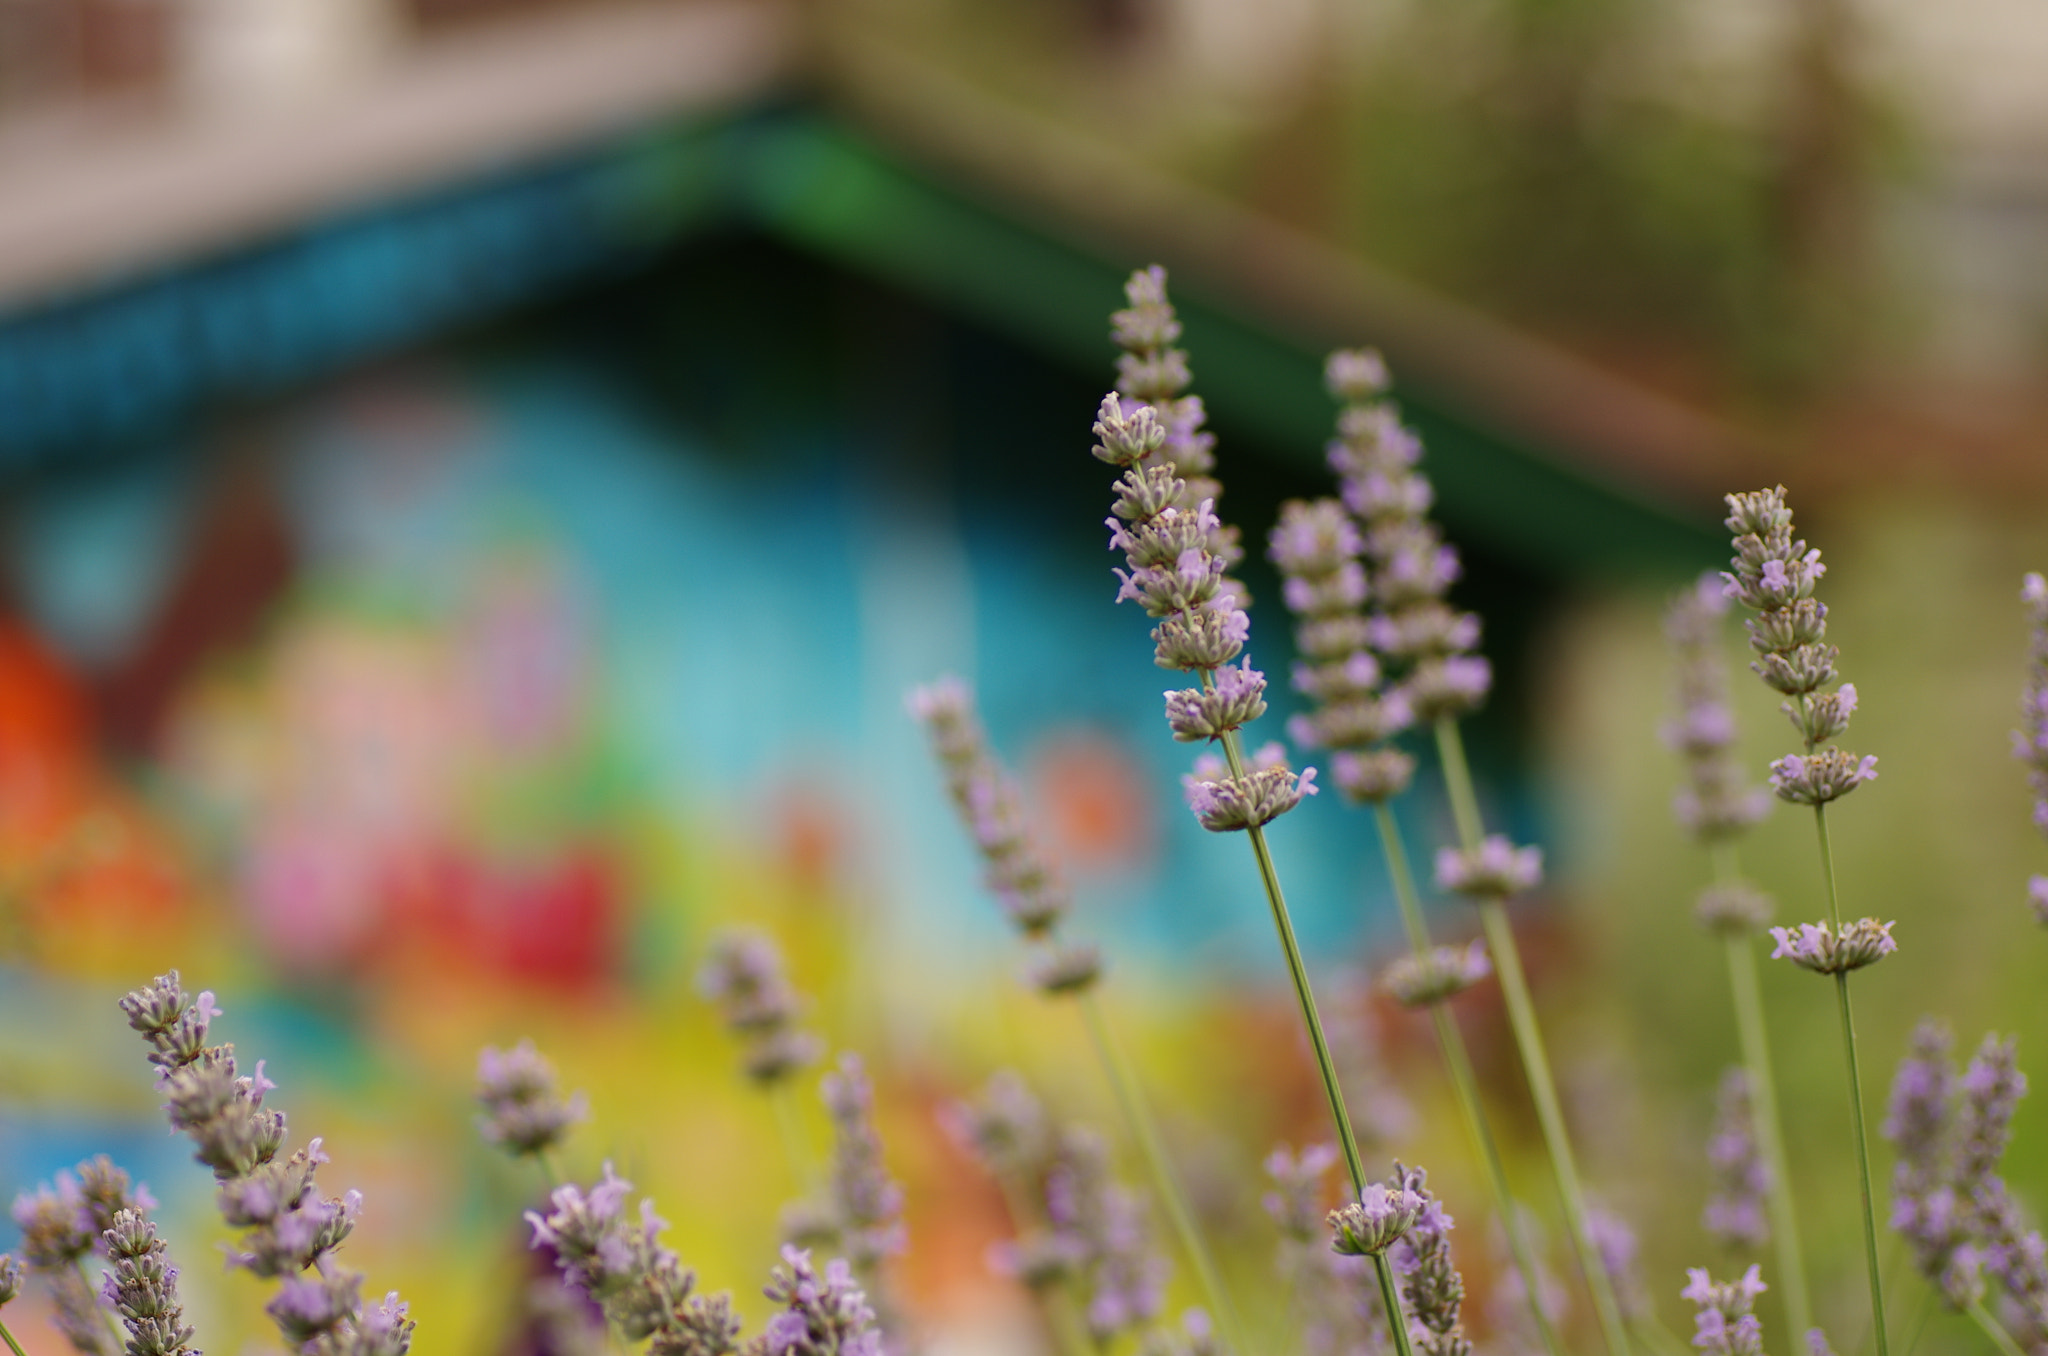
[0,0,797,311]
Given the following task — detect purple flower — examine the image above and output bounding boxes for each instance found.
[1586,1207,1649,1322]
[1664,575,1772,845]
[1704,1069,1770,1250]
[759,1246,885,1356]
[1327,1181,1425,1257]
[1722,487,1871,807]
[1380,941,1491,1008]
[476,1040,587,1158]
[1164,660,1270,742]
[1682,1265,1768,1356]
[814,1054,909,1271]
[1387,1163,1472,1356]
[2031,876,2048,926]
[1767,750,1878,806]
[1330,748,1417,803]
[1767,919,1896,974]
[1043,1127,1167,1346]
[697,930,823,1086]
[1433,835,1542,898]
[1695,881,1774,935]
[1181,745,1317,832]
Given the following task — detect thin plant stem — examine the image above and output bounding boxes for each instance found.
[1374,801,1565,1356]
[78,1258,124,1352]
[0,1320,26,1356]
[1815,804,1890,1356]
[1078,991,1247,1356]
[769,1081,810,1191]
[1966,1302,2028,1356]
[1435,717,1633,1356]
[1215,722,1366,1196]
[1711,843,1815,1343]
[535,1147,563,1190]
[1372,1252,1420,1356]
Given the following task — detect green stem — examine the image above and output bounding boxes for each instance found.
[1713,845,1815,1344]
[1216,725,1367,1197]
[1815,805,1889,1356]
[0,1319,29,1356]
[1078,992,1247,1356]
[1373,1251,1420,1356]
[534,1147,563,1190]
[1436,718,1632,1356]
[1374,801,1565,1356]
[1966,1302,2028,1356]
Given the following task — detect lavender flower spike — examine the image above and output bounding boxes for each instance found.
[1389,1165,1472,1356]
[1704,1069,1771,1251]
[1045,1126,1167,1346]
[1665,573,1772,842]
[758,1247,884,1356]
[2015,573,2048,923]
[0,1255,19,1308]
[1722,487,1872,804]
[118,971,412,1356]
[818,1055,909,1272]
[1682,1265,1769,1356]
[477,1040,588,1159]
[1880,1021,1983,1308]
[101,1209,197,1356]
[697,931,823,1085]
[907,676,1074,940]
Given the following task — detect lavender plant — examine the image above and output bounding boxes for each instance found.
[1269,369,1560,1356]
[1312,348,1628,1356]
[1703,1069,1770,1253]
[1663,575,1810,1340]
[2015,573,2048,927]
[118,971,415,1356]
[1720,487,1892,1356]
[699,930,826,1184]
[1090,269,1435,1356]
[9,1159,153,1356]
[907,673,1240,1348]
[1262,1144,1387,1356]
[1881,1020,2044,1356]
[0,1254,25,1356]
[477,1039,588,1183]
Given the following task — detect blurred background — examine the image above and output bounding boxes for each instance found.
[0,0,2045,1353]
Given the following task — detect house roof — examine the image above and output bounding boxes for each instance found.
[0,1,1727,573]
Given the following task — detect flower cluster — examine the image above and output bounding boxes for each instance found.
[1328,1179,1425,1258]
[1181,744,1318,832]
[1433,836,1542,900]
[1883,1021,2048,1340]
[476,1040,587,1159]
[1682,1265,1769,1356]
[908,676,1100,995]
[1704,1068,1770,1250]
[11,1159,154,1356]
[1695,882,1774,936]
[1094,269,1312,833]
[1380,941,1491,1009]
[1044,1127,1168,1344]
[1261,1145,1385,1356]
[100,1209,197,1356]
[1664,574,1772,845]
[1389,1164,1472,1356]
[119,971,407,1356]
[1324,350,1489,723]
[1721,487,1874,806]
[698,931,824,1086]
[814,1056,909,1273]
[526,1165,749,1356]
[1766,920,1896,975]
[908,676,1073,938]
[1268,495,1416,805]
[1586,1207,1651,1323]
[2015,573,2048,924]
[757,1247,884,1356]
